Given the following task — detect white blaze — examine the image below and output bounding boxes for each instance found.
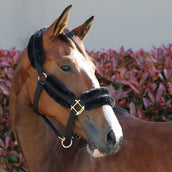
[74,49,123,142]
[74,49,100,88]
[102,105,123,142]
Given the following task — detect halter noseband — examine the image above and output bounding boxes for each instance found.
[27,28,115,148]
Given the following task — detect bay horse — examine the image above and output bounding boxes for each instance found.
[9,5,172,172]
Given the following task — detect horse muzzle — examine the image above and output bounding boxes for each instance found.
[84,121,123,157]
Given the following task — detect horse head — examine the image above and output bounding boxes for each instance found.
[27,5,123,157]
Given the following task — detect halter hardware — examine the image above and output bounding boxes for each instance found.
[61,137,73,149]
[28,28,115,149]
[38,72,47,82]
[71,100,85,116]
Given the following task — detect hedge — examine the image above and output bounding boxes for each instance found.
[89,45,172,121]
[0,48,29,172]
[0,45,172,171]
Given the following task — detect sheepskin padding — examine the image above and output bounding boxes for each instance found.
[42,75,114,110]
[27,28,47,68]
[43,74,76,108]
[81,87,115,110]
[27,28,115,110]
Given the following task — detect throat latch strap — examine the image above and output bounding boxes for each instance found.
[33,74,79,148]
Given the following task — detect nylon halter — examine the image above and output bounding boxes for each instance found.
[27,28,115,148]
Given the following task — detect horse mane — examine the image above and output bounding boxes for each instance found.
[113,106,129,116]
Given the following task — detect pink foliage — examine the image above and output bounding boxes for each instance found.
[1,44,172,171]
[89,44,172,121]
[0,48,29,172]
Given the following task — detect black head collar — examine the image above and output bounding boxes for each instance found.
[27,28,115,148]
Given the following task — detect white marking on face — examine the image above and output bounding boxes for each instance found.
[72,49,100,88]
[102,105,123,142]
[72,49,123,145]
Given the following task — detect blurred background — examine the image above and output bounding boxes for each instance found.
[1,1,172,171]
[0,0,172,51]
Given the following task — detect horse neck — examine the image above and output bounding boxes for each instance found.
[15,107,67,171]
[14,93,89,172]
[10,50,69,171]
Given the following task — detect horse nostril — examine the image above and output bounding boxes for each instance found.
[106,130,116,148]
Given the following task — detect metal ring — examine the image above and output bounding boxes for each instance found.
[38,73,47,81]
[61,137,73,149]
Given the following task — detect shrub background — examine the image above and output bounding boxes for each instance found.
[0,45,172,171]
[90,45,172,121]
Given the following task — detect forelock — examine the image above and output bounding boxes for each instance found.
[59,28,86,56]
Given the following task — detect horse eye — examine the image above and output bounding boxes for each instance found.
[60,65,72,72]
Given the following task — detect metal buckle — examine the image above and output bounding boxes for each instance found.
[71,100,85,115]
[38,73,47,82]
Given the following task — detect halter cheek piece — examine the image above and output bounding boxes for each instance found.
[27,28,115,148]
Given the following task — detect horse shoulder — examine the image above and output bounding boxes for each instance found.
[9,49,31,136]
[112,106,172,172]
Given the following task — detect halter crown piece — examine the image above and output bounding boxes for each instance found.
[27,28,115,148]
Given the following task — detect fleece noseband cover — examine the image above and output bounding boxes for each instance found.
[27,28,115,148]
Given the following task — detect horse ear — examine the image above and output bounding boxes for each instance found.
[53,5,72,36]
[72,16,94,40]
[45,5,72,38]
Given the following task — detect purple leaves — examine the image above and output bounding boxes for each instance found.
[1,44,172,171]
[89,44,172,121]
[0,48,29,172]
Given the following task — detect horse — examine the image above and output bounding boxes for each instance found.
[9,5,172,172]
